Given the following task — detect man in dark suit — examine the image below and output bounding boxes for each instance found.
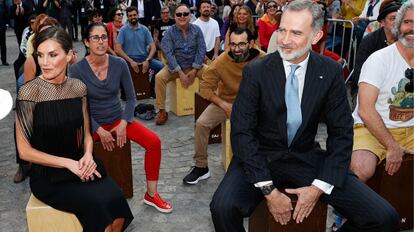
[10,0,32,46]
[181,0,199,15]
[209,0,399,231]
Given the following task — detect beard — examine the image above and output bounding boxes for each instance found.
[129,18,138,25]
[399,30,414,48]
[233,50,249,62]
[202,11,210,17]
[275,34,313,62]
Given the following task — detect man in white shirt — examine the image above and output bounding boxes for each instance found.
[350,1,414,182]
[193,0,221,60]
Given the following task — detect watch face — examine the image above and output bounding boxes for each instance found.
[261,185,274,195]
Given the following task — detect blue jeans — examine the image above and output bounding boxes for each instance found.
[129,55,164,74]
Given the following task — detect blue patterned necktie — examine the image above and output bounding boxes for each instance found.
[285,64,301,146]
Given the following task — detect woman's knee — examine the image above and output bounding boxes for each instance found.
[144,132,161,151]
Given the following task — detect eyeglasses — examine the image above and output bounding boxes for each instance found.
[115,12,124,16]
[161,11,169,14]
[267,4,277,9]
[89,34,108,42]
[93,14,102,18]
[229,41,249,49]
[175,12,190,17]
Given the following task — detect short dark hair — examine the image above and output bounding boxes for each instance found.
[108,7,122,21]
[83,22,109,41]
[126,6,138,15]
[199,0,211,6]
[33,26,73,54]
[229,27,254,42]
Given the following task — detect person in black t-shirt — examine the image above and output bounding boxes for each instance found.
[153,6,174,63]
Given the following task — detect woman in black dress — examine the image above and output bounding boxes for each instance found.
[15,26,133,232]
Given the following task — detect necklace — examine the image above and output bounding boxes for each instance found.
[87,56,108,80]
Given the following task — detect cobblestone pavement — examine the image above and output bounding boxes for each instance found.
[1,29,405,232]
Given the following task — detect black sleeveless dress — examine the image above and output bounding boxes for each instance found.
[16,77,133,232]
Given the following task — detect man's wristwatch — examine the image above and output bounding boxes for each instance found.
[260,184,275,195]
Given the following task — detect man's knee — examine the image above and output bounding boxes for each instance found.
[369,204,399,232]
[195,117,211,131]
[350,150,378,182]
[210,192,236,220]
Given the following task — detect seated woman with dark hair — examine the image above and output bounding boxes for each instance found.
[15,26,133,231]
[69,22,173,214]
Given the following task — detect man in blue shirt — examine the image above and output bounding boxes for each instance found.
[115,6,164,96]
[154,4,206,125]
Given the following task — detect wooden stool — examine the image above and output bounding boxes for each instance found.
[168,78,199,116]
[367,155,413,230]
[221,119,233,171]
[249,192,327,232]
[93,140,133,199]
[129,66,151,100]
[194,92,221,144]
[26,194,82,232]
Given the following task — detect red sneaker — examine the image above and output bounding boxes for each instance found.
[143,192,173,213]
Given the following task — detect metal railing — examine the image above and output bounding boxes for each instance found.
[326,18,357,83]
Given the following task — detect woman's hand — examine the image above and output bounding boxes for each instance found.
[78,152,96,181]
[110,120,127,148]
[97,127,115,151]
[65,159,84,180]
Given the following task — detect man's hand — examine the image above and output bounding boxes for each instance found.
[96,127,115,151]
[385,143,414,175]
[187,69,197,86]
[265,189,293,225]
[179,71,189,88]
[285,186,323,223]
[110,120,127,148]
[141,60,150,74]
[220,101,233,118]
[130,61,140,73]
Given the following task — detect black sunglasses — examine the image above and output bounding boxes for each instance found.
[176,12,190,17]
[115,12,124,16]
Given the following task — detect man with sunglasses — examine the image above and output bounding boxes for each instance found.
[351,0,414,183]
[154,4,206,125]
[183,27,265,185]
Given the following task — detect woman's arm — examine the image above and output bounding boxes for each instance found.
[15,115,78,171]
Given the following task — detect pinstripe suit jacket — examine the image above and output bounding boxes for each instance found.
[230,51,353,188]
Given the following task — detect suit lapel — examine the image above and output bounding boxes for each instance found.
[266,52,288,142]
